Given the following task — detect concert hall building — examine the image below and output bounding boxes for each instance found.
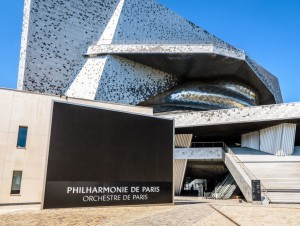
[0,0,300,208]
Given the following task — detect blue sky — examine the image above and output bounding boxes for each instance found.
[0,1,299,102]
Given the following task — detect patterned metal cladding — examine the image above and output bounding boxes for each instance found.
[18,0,282,108]
[260,123,296,156]
[174,134,193,148]
[18,0,120,94]
[245,56,283,103]
[140,80,259,112]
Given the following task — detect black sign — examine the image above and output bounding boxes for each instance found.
[44,181,172,208]
[44,102,174,209]
[252,180,261,202]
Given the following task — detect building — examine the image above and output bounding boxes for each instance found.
[18,0,281,109]
[0,0,299,207]
[0,88,167,207]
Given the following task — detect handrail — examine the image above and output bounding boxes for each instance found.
[223,144,256,180]
[223,144,270,202]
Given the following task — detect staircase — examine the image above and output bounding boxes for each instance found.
[228,147,300,204]
[266,192,300,204]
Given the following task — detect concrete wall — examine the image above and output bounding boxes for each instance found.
[224,153,253,202]
[0,88,152,204]
[174,148,223,160]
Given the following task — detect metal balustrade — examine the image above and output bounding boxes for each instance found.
[191,141,225,148]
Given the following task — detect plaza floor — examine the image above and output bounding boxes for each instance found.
[0,197,300,226]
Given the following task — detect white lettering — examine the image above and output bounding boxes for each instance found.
[83,195,121,202]
[92,187,98,193]
[73,187,79,194]
[67,186,130,194]
[131,186,140,193]
[67,187,72,194]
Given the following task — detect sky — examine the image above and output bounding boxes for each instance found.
[0,0,299,102]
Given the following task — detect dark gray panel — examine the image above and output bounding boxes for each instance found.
[44,102,174,208]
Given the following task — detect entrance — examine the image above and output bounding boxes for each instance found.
[181,160,242,199]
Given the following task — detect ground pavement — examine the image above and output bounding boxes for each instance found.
[0,197,299,226]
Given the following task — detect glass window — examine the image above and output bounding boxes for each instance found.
[17,126,28,148]
[11,171,22,194]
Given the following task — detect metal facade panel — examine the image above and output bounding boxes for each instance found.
[260,124,282,155]
[241,131,260,150]
[281,123,296,155]
[173,159,187,196]
[19,0,281,107]
[260,123,296,156]
[174,134,193,148]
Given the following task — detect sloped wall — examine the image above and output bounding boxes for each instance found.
[95,56,178,105]
[18,0,119,94]
[113,0,237,51]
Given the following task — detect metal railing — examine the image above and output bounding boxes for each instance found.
[223,144,256,180]
[191,141,225,148]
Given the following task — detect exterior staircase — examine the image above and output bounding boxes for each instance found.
[228,147,300,204]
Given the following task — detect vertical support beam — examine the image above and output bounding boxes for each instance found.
[174,134,193,148]
[174,159,187,196]
[281,123,297,155]
[173,134,192,196]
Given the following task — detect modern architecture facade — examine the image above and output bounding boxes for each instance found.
[0,88,153,205]
[0,0,300,206]
[18,0,282,110]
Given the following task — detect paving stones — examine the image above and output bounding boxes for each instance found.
[0,197,299,226]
